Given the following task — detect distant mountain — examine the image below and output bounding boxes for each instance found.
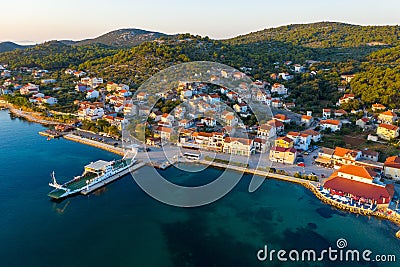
[77,28,167,47]
[0,42,26,53]
[227,22,400,48]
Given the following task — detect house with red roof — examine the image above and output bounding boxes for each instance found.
[378,111,397,124]
[320,119,342,132]
[323,165,394,207]
[384,156,400,181]
[377,123,399,140]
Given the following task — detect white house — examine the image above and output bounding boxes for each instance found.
[320,119,341,132]
[86,90,99,99]
[42,96,58,105]
[322,109,331,118]
[201,117,217,127]
[271,83,288,95]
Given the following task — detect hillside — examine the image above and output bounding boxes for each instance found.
[227,22,400,48]
[0,41,117,70]
[77,28,167,47]
[350,45,400,108]
[0,42,26,53]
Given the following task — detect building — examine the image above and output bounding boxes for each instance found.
[41,79,56,84]
[20,83,39,95]
[360,149,379,162]
[233,103,248,113]
[320,119,342,132]
[42,96,57,105]
[356,118,369,129]
[302,129,321,142]
[253,137,268,153]
[153,126,174,140]
[372,103,386,112]
[301,115,313,126]
[332,147,361,167]
[334,109,347,117]
[78,106,104,120]
[257,123,276,139]
[338,93,355,105]
[267,119,284,134]
[271,99,283,108]
[384,156,400,181]
[269,146,297,164]
[315,147,335,167]
[273,114,290,124]
[323,165,394,207]
[223,137,254,156]
[376,123,399,140]
[271,83,288,95]
[322,109,331,119]
[274,136,294,148]
[378,111,397,124]
[146,137,161,147]
[86,90,99,99]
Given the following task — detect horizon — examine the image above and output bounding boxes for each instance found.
[3,20,400,46]
[2,0,400,45]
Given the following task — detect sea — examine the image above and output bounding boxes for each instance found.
[0,109,399,267]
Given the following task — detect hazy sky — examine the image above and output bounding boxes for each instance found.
[1,0,399,44]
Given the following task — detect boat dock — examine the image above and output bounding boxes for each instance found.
[81,161,146,195]
[39,130,63,138]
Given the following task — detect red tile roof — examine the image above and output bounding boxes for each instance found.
[323,177,394,204]
[320,119,340,125]
[337,165,376,179]
[378,123,399,131]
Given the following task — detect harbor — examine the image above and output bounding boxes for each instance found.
[1,109,400,267]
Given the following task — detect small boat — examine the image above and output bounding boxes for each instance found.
[47,137,51,141]
[396,230,400,239]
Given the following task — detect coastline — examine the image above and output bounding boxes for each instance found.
[0,103,60,125]
[1,107,399,234]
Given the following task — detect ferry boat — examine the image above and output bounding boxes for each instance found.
[48,158,135,199]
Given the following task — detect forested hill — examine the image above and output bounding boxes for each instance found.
[227,22,400,48]
[0,41,117,70]
[0,42,27,53]
[351,45,400,108]
[77,28,167,47]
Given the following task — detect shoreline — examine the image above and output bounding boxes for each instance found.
[1,108,399,233]
[1,103,60,125]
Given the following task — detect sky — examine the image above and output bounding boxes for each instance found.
[1,0,399,44]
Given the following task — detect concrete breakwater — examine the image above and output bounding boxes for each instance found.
[63,134,124,156]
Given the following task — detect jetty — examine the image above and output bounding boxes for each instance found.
[63,133,124,156]
[39,130,62,139]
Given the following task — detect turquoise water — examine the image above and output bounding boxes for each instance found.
[0,110,399,267]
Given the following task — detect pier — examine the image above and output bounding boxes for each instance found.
[63,133,124,156]
[39,130,63,139]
